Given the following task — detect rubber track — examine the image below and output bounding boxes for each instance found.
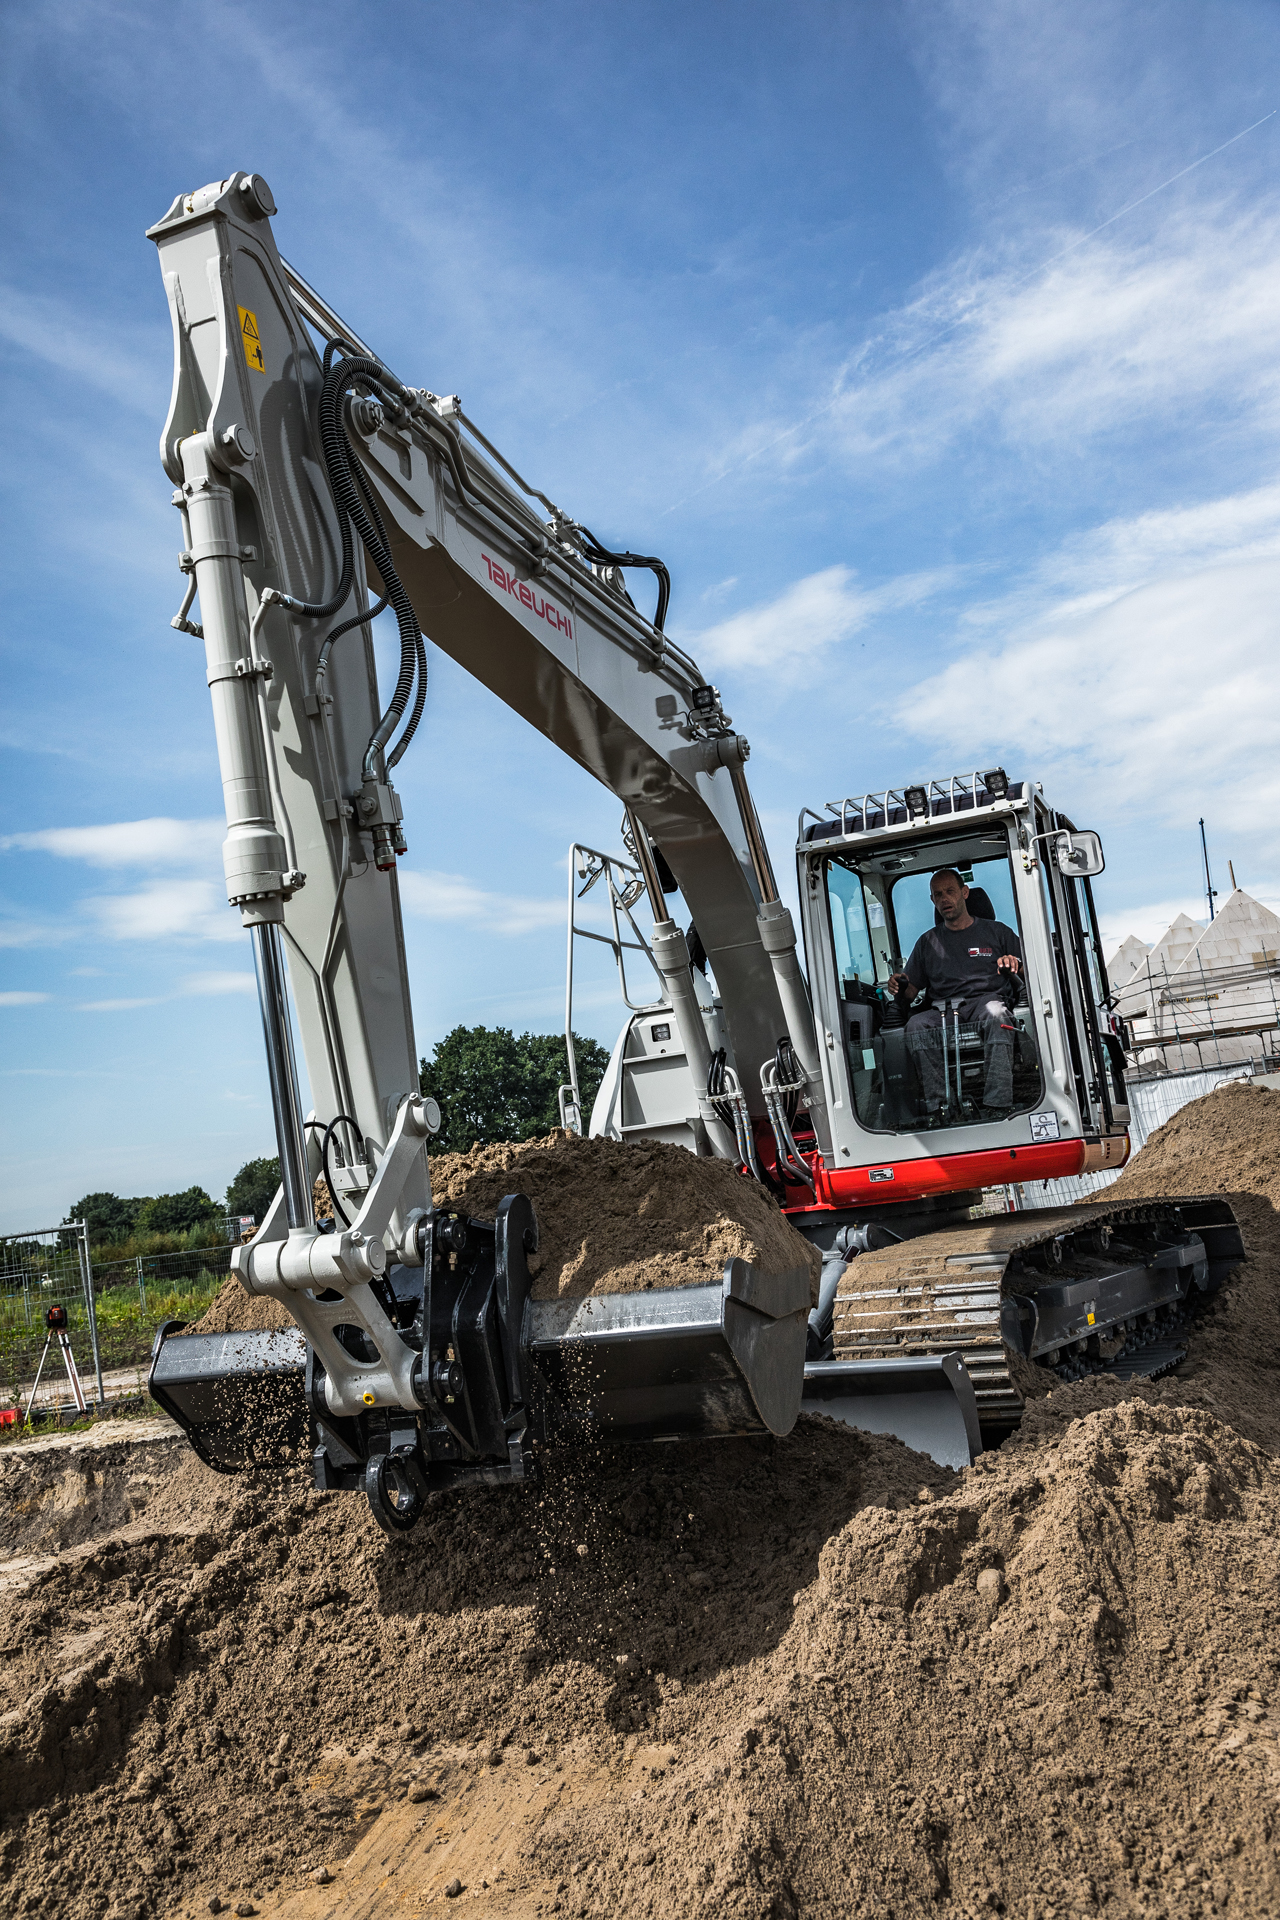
[831,1196,1226,1432]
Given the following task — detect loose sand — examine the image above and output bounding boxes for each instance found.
[195,1132,820,1334]
[431,1132,821,1301]
[4,1087,1280,1919]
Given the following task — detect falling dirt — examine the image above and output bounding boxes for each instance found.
[4,1087,1280,1920]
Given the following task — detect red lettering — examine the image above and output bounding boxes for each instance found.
[480,553,572,642]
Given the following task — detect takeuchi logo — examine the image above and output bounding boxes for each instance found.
[482,556,573,639]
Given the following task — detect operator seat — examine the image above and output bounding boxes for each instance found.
[923,885,1037,1110]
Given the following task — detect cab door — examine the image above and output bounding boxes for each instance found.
[1033,801,1129,1133]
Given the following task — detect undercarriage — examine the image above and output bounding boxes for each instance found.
[828,1196,1244,1442]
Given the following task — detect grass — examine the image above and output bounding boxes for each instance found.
[0,1270,228,1408]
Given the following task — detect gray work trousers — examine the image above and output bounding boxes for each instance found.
[906,997,1015,1111]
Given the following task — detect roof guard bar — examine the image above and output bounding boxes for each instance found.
[801,772,1016,842]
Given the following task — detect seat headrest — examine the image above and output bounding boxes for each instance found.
[936,884,997,925]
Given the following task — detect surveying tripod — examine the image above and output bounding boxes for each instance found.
[24,1304,88,1427]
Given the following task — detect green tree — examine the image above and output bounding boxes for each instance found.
[419,1026,611,1154]
[136,1186,222,1235]
[225,1155,281,1225]
[63,1192,147,1245]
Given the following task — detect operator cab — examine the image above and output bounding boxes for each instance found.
[823,832,1041,1133]
[800,771,1127,1159]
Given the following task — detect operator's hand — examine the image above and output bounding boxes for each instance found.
[885,970,912,998]
[996,954,1021,976]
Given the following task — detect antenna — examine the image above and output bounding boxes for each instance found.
[1199,818,1218,922]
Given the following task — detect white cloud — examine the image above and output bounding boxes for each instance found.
[1,817,224,870]
[821,201,1280,474]
[76,997,164,1013]
[964,482,1280,633]
[674,188,1280,515]
[891,491,1280,843]
[689,564,955,671]
[0,914,69,950]
[88,879,240,944]
[0,283,166,414]
[179,971,257,997]
[0,991,50,1006]
[398,869,563,936]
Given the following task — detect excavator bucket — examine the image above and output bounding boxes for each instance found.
[149,1197,814,1526]
[528,1257,813,1444]
[802,1353,983,1470]
[149,1322,307,1473]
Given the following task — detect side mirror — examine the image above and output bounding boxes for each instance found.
[1055,829,1105,877]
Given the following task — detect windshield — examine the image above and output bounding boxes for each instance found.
[822,840,1043,1136]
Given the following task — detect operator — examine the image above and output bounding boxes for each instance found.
[884,869,1022,1120]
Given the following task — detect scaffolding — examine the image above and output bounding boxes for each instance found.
[1120,944,1280,1080]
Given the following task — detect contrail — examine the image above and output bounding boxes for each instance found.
[661,108,1276,517]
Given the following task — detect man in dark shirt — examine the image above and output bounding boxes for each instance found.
[886,868,1022,1118]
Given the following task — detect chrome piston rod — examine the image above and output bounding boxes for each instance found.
[251,921,311,1230]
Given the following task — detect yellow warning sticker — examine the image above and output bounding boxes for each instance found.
[238,305,265,374]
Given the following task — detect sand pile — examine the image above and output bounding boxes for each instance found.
[196,1131,820,1333]
[4,1085,1280,1920]
[430,1132,820,1301]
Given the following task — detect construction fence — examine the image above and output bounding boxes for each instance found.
[0,1223,238,1416]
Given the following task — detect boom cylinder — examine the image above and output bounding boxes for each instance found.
[725,745,833,1159]
[649,922,739,1161]
[178,434,289,924]
[251,922,312,1230]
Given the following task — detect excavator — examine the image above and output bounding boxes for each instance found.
[146,173,1242,1530]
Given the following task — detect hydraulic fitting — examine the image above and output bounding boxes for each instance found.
[355,777,405,870]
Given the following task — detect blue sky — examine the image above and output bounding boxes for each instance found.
[2,1,1279,1229]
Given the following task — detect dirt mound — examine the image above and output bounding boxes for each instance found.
[197,1132,820,1333]
[430,1131,820,1301]
[5,1392,1280,1919]
[1109,1077,1280,1206]
[189,1279,294,1336]
[6,1084,1280,1918]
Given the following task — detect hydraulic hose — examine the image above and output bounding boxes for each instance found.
[576,525,671,632]
[313,355,424,776]
[267,343,428,781]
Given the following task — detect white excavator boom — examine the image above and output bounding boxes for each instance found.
[145,172,819,1527]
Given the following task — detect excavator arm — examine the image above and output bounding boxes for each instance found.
[144,172,820,1526]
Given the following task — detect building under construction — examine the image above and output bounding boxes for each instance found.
[1108,887,1280,1078]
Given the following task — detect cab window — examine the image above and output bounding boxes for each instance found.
[822,844,1043,1136]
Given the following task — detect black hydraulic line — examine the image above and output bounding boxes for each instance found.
[576,524,671,632]
[319,1113,362,1229]
[314,461,400,696]
[774,1036,803,1127]
[347,454,428,769]
[313,356,425,775]
[388,626,428,768]
[264,344,427,784]
[316,587,390,685]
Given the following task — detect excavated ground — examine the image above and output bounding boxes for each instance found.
[5,1088,1280,1920]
